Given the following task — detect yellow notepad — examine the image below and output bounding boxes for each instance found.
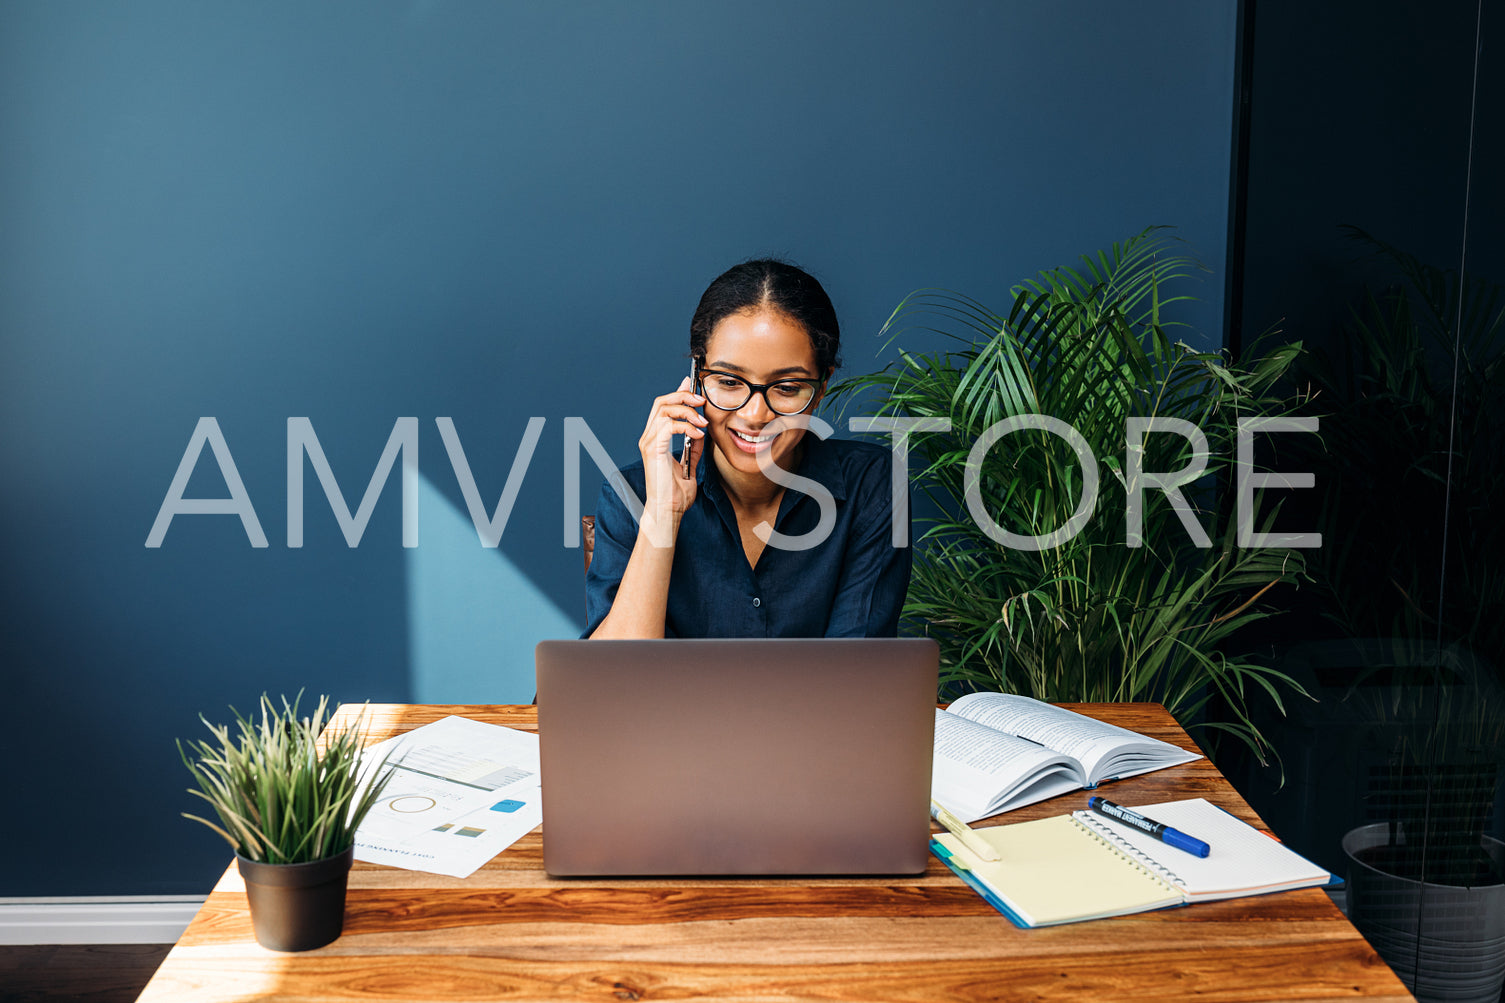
[932,799,1332,927]
[934,814,1182,926]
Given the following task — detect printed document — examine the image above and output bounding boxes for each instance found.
[354,715,541,878]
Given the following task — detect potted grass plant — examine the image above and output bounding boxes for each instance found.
[179,692,393,951]
[830,228,1312,760]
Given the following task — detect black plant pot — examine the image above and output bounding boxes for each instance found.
[236,847,354,952]
[1344,823,1505,1003]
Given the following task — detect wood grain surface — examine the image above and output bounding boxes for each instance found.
[136,703,1412,1003]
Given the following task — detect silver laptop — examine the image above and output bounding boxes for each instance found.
[535,638,938,876]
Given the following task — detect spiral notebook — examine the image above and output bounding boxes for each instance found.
[931,798,1333,928]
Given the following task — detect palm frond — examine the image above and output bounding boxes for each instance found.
[835,230,1311,758]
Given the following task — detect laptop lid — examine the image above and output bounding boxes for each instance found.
[535,638,938,876]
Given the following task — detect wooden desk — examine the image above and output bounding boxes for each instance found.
[138,703,1411,1002]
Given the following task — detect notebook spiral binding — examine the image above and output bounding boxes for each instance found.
[1072,813,1187,891]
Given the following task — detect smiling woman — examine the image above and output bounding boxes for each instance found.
[584,260,911,639]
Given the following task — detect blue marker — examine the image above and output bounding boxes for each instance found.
[1087,797,1211,858]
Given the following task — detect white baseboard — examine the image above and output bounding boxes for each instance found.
[0,896,204,945]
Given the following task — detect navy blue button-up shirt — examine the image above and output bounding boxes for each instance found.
[583,436,911,638]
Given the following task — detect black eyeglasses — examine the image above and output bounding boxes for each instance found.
[698,370,823,416]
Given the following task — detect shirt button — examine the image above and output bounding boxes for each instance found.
[752,597,761,608]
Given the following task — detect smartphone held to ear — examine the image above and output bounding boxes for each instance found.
[681,357,699,478]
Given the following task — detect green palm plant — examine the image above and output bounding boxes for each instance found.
[1302,227,1505,666]
[1298,230,1505,892]
[179,693,393,865]
[831,228,1311,759]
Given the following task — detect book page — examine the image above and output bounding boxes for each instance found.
[931,710,1083,822]
[947,692,1197,782]
[1072,798,1331,902]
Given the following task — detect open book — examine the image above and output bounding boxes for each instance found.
[932,693,1200,822]
[931,798,1334,928]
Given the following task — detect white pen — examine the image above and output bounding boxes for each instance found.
[930,798,1000,862]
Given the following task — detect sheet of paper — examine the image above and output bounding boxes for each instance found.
[353,715,541,879]
[1072,798,1331,901]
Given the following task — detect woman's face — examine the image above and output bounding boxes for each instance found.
[701,306,825,482]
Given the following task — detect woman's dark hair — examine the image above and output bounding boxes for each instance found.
[689,259,842,376]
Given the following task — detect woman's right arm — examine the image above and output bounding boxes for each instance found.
[588,378,705,638]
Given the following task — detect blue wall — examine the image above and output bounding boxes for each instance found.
[0,1,1237,895]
